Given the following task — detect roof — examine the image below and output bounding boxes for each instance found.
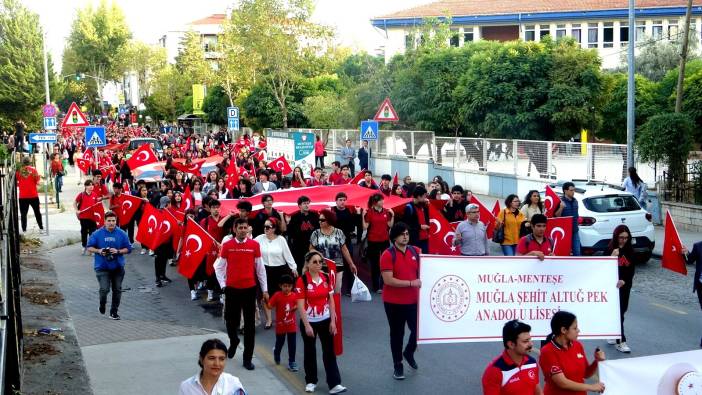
[188,14,226,25]
[372,0,702,26]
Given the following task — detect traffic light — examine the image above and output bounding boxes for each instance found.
[75,73,84,82]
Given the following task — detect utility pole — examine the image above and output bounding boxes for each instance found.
[626,0,636,168]
[42,33,50,236]
[675,0,694,113]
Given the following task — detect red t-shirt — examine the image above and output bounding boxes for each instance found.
[328,171,343,185]
[517,235,553,256]
[307,178,324,186]
[380,246,419,304]
[200,215,225,242]
[96,183,109,198]
[16,167,40,199]
[75,191,101,221]
[482,351,540,395]
[295,272,332,322]
[333,176,351,185]
[539,340,592,395]
[365,208,391,242]
[292,179,306,188]
[416,206,429,240]
[219,238,261,289]
[268,291,298,334]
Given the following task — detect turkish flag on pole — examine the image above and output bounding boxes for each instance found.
[79,202,105,227]
[225,161,240,191]
[545,185,562,218]
[470,195,497,239]
[126,144,158,170]
[662,211,687,275]
[491,200,501,218]
[546,216,573,256]
[136,204,161,250]
[182,184,194,212]
[347,169,366,185]
[323,258,344,356]
[428,204,460,255]
[392,171,399,186]
[75,158,91,175]
[119,194,143,225]
[153,211,179,248]
[171,160,204,176]
[178,220,216,279]
[267,155,293,176]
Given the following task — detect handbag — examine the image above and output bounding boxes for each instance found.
[492,209,505,244]
[323,150,327,157]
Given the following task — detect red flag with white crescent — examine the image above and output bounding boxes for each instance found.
[135,204,162,251]
[662,211,687,275]
[79,202,105,227]
[182,184,194,212]
[546,216,573,256]
[119,194,143,225]
[347,169,366,185]
[469,195,497,239]
[323,258,343,356]
[545,185,562,218]
[225,161,240,191]
[428,204,460,255]
[75,158,92,175]
[178,219,216,279]
[171,159,204,176]
[126,144,158,170]
[267,155,293,176]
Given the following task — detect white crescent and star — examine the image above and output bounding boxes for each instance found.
[161,220,171,234]
[443,231,455,247]
[550,227,565,251]
[185,234,203,253]
[430,218,441,235]
[122,200,133,215]
[544,196,553,211]
[147,214,157,233]
[136,150,150,162]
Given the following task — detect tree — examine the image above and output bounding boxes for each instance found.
[599,73,663,143]
[175,31,213,85]
[217,20,258,106]
[146,65,188,121]
[64,0,131,109]
[0,0,47,128]
[242,82,309,130]
[120,41,167,102]
[619,35,699,81]
[302,93,353,129]
[202,86,229,125]
[637,112,694,181]
[681,70,702,140]
[228,0,332,129]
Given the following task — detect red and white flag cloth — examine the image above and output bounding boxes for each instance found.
[428,204,460,255]
[75,158,92,175]
[347,169,366,185]
[177,219,216,279]
[182,184,194,212]
[322,258,344,356]
[267,155,293,176]
[154,209,181,248]
[135,204,162,251]
[546,216,573,256]
[544,185,562,218]
[225,161,240,191]
[662,210,687,275]
[119,194,143,225]
[79,201,105,227]
[469,195,497,239]
[392,171,399,186]
[171,159,204,176]
[491,200,501,218]
[126,144,158,170]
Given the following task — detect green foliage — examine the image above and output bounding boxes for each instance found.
[120,41,167,101]
[242,82,308,130]
[145,65,188,121]
[175,31,213,85]
[0,0,46,129]
[637,112,694,178]
[598,73,662,143]
[202,86,229,125]
[620,32,699,81]
[302,94,354,129]
[681,70,702,140]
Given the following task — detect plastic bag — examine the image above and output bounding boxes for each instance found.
[351,276,372,302]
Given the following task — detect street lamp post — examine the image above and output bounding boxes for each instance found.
[42,33,50,236]
[626,0,636,169]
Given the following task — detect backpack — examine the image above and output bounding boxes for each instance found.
[387,245,419,264]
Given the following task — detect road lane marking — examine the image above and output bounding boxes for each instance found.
[650,302,687,315]
[255,339,306,390]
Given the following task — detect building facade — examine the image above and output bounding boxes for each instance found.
[159,14,226,65]
[371,0,702,68]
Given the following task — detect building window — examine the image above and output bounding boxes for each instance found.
[450,29,460,47]
[525,25,535,41]
[652,20,663,40]
[603,22,614,48]
[588,24,598,48]
[572,23,582,44]
[405,33,414,50]
[464,27,474,43]
[668,19,679,40]
[556,24,566,39]
[636,22,646,41]
[620,22,629,47]
[539,24,550,40]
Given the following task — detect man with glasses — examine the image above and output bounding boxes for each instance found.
[454,203,489,256]
[482,320,542,395]
[340,140,356,177]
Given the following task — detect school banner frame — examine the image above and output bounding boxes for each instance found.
[417,255,621,344]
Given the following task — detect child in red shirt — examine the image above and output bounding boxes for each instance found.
[267,274,299,372]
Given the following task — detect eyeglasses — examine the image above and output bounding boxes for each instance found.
[399,231,410,236]
[468,211,479,214]
[319,218,327,223]
[309,260,323,264]
[264,225,274,230]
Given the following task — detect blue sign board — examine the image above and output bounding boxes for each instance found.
[360,120,379,140]
[29,133,57,144]
[85,126,106,147]
[227,106,240,131]
[43,116,57,130]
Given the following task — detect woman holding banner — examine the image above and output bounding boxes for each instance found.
[605,225,637,354]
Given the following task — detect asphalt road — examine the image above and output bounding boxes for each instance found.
[50,243,702,395]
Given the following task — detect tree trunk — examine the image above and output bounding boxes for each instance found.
[675,0,694,113]
[281,104,288,130]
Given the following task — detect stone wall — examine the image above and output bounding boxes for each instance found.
[661,201,702,232]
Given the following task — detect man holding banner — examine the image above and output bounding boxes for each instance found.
[516,214,553,260]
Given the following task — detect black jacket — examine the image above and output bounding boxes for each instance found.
[685,241,702,293]
[402,202,430,245]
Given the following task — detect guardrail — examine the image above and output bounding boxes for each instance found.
[0,150,23,393]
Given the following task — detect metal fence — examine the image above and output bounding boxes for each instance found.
[0,151,22,394]
[660,162,702,205]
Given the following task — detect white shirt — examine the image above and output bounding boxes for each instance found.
[178,372,246,395]
[253,234,297,272]
[213,236,268,292]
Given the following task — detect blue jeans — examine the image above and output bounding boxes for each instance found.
[501,244,517,256]
[571,231,581,256]
[96,267,125,314]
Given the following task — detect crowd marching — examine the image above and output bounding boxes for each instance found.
[10,120,701,395]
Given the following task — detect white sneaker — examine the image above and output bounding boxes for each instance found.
[207,290,214,301]
[615,342,631,353]
[329,385,347,394]
[607,339,616,345]
[148,250,155,256]
[190,290,198,301]
[305,383,316,393]
[140,249,146,255]
[219,295,225,304]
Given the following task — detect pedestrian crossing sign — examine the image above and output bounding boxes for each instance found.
[85,126,106,148]
[360,120,379,141]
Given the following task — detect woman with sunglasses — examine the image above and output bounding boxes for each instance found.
[254,217,297,330]
[296,251,347,394]
[604,224,638,353]
[309,209,358,293]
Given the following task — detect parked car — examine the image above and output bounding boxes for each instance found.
[544,181,655,262]
[128,138,163,158]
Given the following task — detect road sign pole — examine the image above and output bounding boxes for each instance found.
[44,143,49,235]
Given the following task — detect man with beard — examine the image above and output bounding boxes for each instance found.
[286,196,319,276]
[482,320,542,395]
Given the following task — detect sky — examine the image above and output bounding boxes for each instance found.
[23,0,431,73]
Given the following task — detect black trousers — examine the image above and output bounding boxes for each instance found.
[154,242,173,280]
[300,318,341,389]
[315,155,325,168]
[224,286,257,363]
[384,302,418,365]
[121,219,135,244]
[19,198,42,232]
[274,332,297,363]
[79,219,97,247]
[367,240,389,292]
[187,262,208,291]
[619,282,633,342]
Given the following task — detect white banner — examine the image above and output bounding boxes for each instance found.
[417,255,621,344]
[599,350,702,395]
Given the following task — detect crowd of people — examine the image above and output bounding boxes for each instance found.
[10,120,701,395]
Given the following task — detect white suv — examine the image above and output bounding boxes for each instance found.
[545,182,655,262]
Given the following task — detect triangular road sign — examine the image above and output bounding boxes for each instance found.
[373,97,399,122]
[61,102,90,127]
[87,130,104,146]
